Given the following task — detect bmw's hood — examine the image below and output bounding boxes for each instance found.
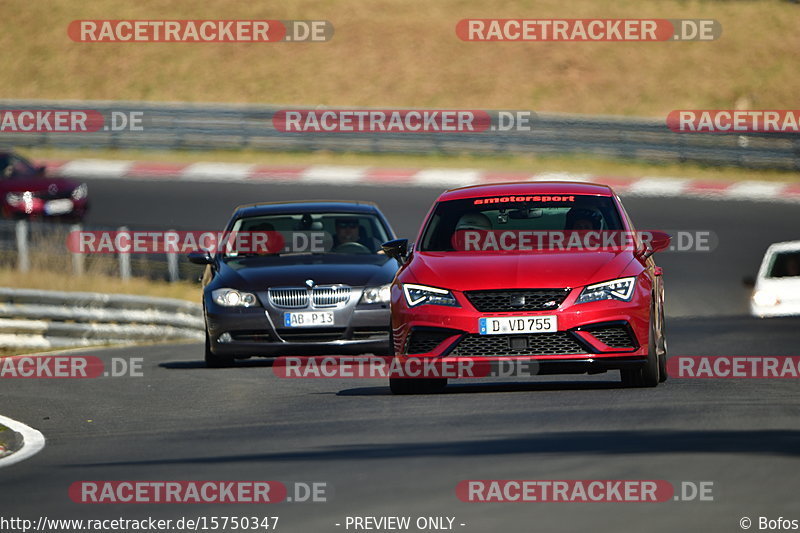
[407,251,638,290]
[217,254,398,289]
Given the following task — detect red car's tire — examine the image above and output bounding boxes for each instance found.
[621,304,660,388]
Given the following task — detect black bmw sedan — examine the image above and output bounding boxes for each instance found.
[189,200,397,367]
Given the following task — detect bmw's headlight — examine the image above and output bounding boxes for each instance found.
[360,284,391,304]
[71,183,88,201]
[212,288,259,307]
[576,277,636,304]
[402,283,460,308]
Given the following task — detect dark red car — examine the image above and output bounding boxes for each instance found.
[0,150,88,222]
[382,181,670,394]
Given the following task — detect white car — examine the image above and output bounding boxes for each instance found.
[748,241,800,317]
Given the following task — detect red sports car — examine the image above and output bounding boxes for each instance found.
[382,181,670,394]
[0,150,89,222]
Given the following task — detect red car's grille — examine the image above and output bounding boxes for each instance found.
[453,332,589,357]
[464,289,570,312]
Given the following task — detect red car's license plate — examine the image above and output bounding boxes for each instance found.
[479,315,557,335]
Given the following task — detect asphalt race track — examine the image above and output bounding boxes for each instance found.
[2,176,799,532]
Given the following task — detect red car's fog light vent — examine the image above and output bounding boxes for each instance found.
[405,328,459,355]
[465,289,570,312]
[585,325,637,350]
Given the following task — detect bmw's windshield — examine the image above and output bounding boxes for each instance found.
[224,212,390,257]
[419,195,624,252]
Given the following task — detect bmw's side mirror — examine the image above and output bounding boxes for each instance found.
[742,275,756,288]
[382,239,409,262]
[187,251,213,265]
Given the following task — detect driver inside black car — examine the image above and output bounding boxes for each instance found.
[332,217,380,253]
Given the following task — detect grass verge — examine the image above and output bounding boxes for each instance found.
[0,268,200,302]
[0,424,13,454]
[2,0,798,116]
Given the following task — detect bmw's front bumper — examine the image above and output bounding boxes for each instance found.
[205,290,390,357]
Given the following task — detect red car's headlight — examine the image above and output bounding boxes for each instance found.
[576,277,636,304]
[402,283,460,308]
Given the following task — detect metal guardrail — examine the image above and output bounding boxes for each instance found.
[0,287,203,349]
[1,99,798,170]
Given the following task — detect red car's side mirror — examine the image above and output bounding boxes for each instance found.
[382,239,409,262]
[641,231,671,259]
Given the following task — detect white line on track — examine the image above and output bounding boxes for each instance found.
[0,414,46,468]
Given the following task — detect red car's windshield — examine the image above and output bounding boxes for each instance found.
[419,195,624,252]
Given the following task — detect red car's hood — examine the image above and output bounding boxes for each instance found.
[407,251,637,290]
[0,176,79,194]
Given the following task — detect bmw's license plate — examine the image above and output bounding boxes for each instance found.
[44,199,74,215]
[479,315,557,335]
[284,311,334,327]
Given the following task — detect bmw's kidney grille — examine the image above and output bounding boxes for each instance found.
[268,288,310,309]
[268,286,351,309]
[312,286,351,307]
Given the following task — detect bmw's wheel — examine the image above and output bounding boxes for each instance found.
[204,329,235,368]
[620,306,660,388]
[389,377,448,395]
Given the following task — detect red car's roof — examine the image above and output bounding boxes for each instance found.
[439,181,614,201]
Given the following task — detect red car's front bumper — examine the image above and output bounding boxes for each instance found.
[390,277,652,373]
